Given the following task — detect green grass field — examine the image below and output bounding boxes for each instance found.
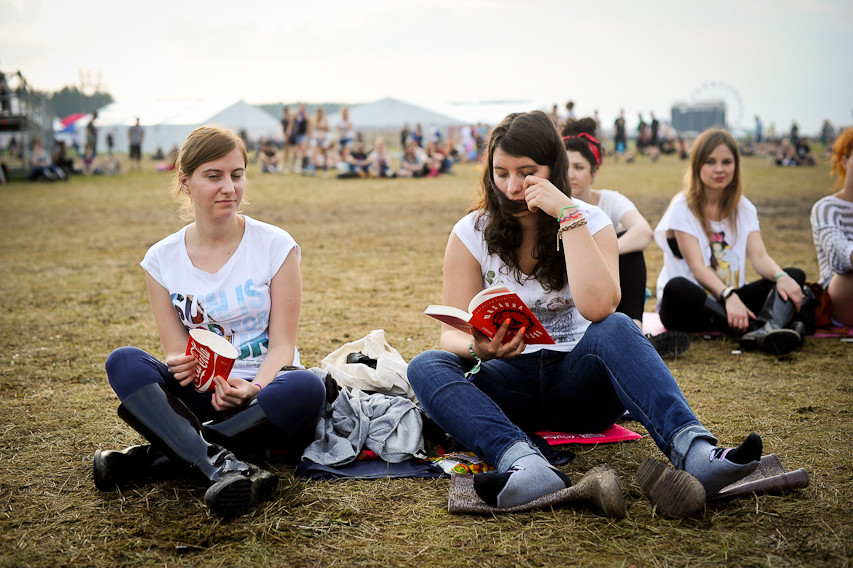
[0,151,850,567]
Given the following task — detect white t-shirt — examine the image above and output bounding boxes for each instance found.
[141,215,301,378]
[653,192,760,304]
[594,189,637,232]
[453,200,613,353]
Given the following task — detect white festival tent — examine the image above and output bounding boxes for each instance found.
[325,97,465,134]
[58,97,554,155]
[64,99,283,155]
[421,100,550,128]
[326,97,550,141]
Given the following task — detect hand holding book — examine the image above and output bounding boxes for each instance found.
[424,286,555,345]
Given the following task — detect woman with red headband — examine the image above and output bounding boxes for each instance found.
[562,118,689,358]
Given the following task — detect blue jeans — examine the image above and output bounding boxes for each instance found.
[105,346,326,438]
[408,313,714,471]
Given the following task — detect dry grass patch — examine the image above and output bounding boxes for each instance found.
[0,153,850,567]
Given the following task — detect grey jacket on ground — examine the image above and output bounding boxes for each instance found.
[301,388,425,466]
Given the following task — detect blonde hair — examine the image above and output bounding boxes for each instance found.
[170,125,248,220]
[830,127,853,188]
[684,128,742,238]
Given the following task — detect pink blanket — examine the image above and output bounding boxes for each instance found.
[536,424,643,445]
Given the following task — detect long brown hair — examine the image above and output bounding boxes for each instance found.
[684,128,742,238]
[473,110,571,291]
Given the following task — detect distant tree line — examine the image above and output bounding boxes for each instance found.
[47,86,114,118]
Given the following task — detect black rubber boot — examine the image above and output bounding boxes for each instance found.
[646,331,691,358]
[740,289,801,355]
[203,402,283,457]
[703,295,729,331]
[112,382,278,517]
[93,444,179,491]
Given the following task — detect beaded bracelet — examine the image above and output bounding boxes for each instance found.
[556,217,588,249]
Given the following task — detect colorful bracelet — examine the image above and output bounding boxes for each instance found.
[559,210,584,224]
[556,217,588,249]
[557,204,579,220]
[252,382,264,392]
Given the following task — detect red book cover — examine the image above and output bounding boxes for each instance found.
[424,286,554,344]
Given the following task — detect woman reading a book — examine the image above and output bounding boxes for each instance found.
[654,128,809,355]
[407,111,763,517]
[561,117,689,358]
[93,125,326,517]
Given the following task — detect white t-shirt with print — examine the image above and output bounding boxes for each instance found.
[653,192,760,304]
[141,215,301,379]
[453,200,613,353]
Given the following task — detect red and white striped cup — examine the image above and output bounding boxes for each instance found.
[185,329,238,393]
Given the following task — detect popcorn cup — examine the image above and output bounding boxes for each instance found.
[185,329,239,393]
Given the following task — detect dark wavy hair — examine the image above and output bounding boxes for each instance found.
[472,110,571,291]
[561,117,604,173]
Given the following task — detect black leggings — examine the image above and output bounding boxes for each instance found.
[659,267,806,334]
[616,249,647,322]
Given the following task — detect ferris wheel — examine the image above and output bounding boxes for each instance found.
[690,82,744,129]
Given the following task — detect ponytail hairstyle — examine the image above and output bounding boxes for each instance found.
[561,117,604,173]
[473,110,572,291]
[170,125,248,220]
[684,128,742,238]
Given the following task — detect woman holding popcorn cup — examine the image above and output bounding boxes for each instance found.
[94,125,326,517]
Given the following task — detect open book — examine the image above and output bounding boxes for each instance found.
[424,285,555,344]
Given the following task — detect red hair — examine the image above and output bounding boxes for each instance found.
[830,127,853,188]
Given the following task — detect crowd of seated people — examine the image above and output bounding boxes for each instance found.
[773,137,816,166]
[396,139,455,178]
[28,137,67,181]
[253,108,481,180]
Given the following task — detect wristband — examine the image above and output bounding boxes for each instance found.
[720,286,736,301]
[774,272,787,281]
[557,204,579,219]
[465,343,482,381]
[556,217,588,249]
[252,382,263,392]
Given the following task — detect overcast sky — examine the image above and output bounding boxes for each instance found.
[2,0,851,135]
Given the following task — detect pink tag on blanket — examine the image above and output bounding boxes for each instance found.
[536,424,643,445]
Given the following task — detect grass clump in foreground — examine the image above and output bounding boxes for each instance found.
[0,153,850,567]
